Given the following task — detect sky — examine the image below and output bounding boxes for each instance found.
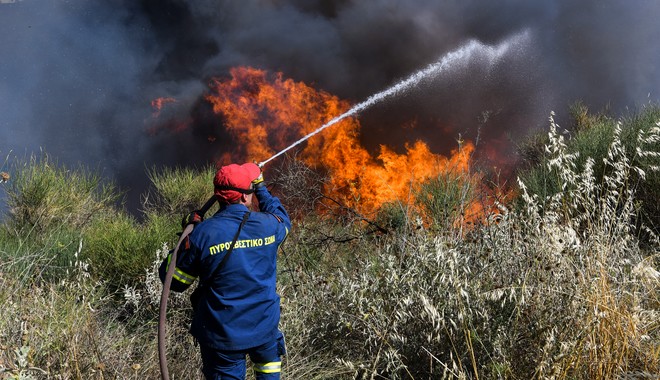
[1,0,659,210]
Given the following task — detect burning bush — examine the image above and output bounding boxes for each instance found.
[204,67,485,218]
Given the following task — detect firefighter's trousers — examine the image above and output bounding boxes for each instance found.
[199,333,285,380]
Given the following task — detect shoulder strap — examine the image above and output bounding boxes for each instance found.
[205,211,250,284]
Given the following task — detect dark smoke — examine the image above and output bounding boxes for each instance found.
[1,0,659,212]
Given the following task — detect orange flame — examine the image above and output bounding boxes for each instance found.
[205,67,482,217]
[148,97,190,135]
[151,97,176,118]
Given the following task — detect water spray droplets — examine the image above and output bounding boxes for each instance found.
[260,30,529,166]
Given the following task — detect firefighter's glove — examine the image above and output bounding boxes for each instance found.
[181,210,203,229]
[252,172,265,189]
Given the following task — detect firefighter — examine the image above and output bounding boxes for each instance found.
[160,162,290,379]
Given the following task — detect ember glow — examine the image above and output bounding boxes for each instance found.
[205,67,480,215]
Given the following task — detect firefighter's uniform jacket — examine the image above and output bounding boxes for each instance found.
[160,186,290,351]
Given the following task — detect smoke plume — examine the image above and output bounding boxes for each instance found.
[1,0,659,210]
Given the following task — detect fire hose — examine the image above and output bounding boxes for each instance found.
[158,195,217,380]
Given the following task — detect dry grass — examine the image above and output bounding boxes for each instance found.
[0,114,658,379]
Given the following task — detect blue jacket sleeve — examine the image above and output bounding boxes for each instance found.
[255,186,292,232]
[159,236,201,292]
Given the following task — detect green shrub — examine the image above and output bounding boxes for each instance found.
[517,105,660,232]
[416,170,479,230]
[622,107,660,230]
[374,201,409,232]
[4,153,119,234]
[144,165,217,217]
[78,165,220,287]
[0,224,84,285]
[0,153,124,283]
[82,211,151,285]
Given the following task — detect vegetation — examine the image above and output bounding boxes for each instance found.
[0,106,658,379]
[518,104,660,234]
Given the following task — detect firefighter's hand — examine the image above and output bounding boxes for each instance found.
[181,210,203,229]
[252,171,265,189]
